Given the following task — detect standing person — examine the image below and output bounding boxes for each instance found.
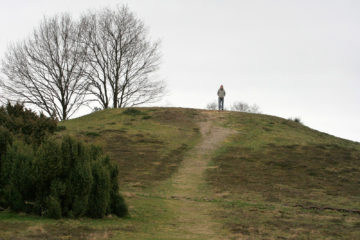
[217,85,226,110]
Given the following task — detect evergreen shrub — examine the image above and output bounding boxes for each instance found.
[0,103,127,219]
[0,135,127,218]
[0,102,57,145]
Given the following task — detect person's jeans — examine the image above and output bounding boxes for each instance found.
[218,97,224,110]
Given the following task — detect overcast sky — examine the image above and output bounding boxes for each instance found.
[0,0,359,142]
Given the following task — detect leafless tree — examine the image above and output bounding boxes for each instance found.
[82,6,165,109]
[231,101,260,113]
[206,101,217,110]
[1,14,89,120]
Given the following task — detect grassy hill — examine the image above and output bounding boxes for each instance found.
[56,108,201,189]
[0,108,359,239]
[206,112,360,239]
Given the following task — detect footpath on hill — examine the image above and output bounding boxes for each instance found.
[136,111,236,239]
[165,112,235,238]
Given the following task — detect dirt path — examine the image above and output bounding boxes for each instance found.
[155,111,236,239]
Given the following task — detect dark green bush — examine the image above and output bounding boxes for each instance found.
[111,193,128,217]
[0,142,35,211]
[0,135,127,219]
[123,108,142,116]
[0,127,13,206]
[0,103,127,219]
[88,162,111,218]
[5,184,25,212]
[0,127,12,188]
[55,126,67,132]
[288,117,303,124]
[0,102,57,145]
[45,195,62,219]
[108,162,128,216]
[0,127,12,157]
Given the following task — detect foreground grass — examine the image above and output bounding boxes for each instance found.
[0,196,191,240]
[207,111,360,239]
[0,107,202,240]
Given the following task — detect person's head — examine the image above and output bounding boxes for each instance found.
[220,85,223,89]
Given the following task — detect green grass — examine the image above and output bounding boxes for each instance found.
[0,196,182,240]
[1,108,359,239]
[0,211,131,239]
[207,111,360,239]
[0,107,202,239]
[56,107,201,190]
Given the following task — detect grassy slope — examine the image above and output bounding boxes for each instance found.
[207,111,360,239]
[0,108,201,239]
[56,107,201,189]
[0,108,359,239]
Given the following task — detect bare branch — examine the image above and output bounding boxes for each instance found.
[82,6,165,109]
[231,101,261,113]
[1,14,90,120]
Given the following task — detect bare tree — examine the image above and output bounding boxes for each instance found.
[231,101,260,113]
[1,14,89,120]
[82,6,165,109]
[206,101,217,110]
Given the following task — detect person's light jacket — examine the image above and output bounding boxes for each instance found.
[217,88,226,98]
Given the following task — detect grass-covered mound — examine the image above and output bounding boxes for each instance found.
[2,108,359,239]
[207,111,360,239]
[57,107,201,189]
[0,103,127,219]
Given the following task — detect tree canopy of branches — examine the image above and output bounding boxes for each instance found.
[1,14,89,120]
[0,6,165,120]
[206,101,217,110]
[82,6,165,109]
[231,101,260,113]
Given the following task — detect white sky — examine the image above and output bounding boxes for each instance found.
[0,0,359,142]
